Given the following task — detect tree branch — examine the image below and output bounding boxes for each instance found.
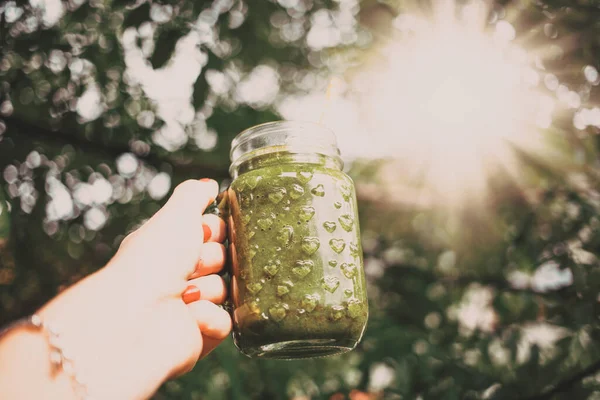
[521,358,600,400]
[2,115,230,179]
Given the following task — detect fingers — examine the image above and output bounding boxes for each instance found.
[115,179,220,278]
[199,335,225,359]
[189,242,226,279]
[187,300,232,340]
[184,275,227,304]
[202,214,227,243]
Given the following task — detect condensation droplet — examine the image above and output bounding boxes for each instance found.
[334,201,342,209]
[311,184,325,197]
[347,298,362,319]
[268,187,286,204]
[330,305,345,320]
[329,260,338,268]
[247,281,264,294]
[289,183,305,199]
[323,221,337,233]
[301,237,320,255]
[276,225,293,246]
[241,214,251,225]
[338,214,354,232]
[330,238,346,254]
[248,230,256,239]
[301,294,319,312]
[341,262,357,278]
[299,206,315,221]
[322,276,340,293]
[269,303,288,322]
[257,217,273,230]
[349,242,360,257]
[249,300,260,315]
[248,246,257,260]
[339,184,352,201]
[246,175,262,190]
[277,285,290,297]
[264,262,280,277]
[297,170,313,184]
[292,260,313,278]
[344,289,353,297]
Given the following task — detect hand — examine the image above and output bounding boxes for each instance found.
[35,179,231,399]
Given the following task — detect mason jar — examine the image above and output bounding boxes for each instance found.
[225,121,368,359]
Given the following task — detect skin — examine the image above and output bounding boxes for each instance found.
[0,179,231,400]
[228,155,369,357]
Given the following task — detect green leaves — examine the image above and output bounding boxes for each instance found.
[123,2,150,29]
[150,27,184,69]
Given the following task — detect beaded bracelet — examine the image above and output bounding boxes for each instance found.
[0,314,90,399]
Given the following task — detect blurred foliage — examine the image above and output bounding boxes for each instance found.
[2,0,600,399]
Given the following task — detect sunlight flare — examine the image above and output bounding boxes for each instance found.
[351,2,561,204]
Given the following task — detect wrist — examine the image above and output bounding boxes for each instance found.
[36,266,179,399]
[0,327,78,400]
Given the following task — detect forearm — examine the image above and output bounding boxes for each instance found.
[0,327,77,400]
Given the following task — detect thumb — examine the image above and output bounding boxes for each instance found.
[120,179,220,277]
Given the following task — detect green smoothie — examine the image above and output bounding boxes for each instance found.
[227,151,368,359]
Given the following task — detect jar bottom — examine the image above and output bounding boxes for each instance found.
[238,338,357,360]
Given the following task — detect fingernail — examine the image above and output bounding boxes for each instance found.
[183,285,201,304]
[199,178,213,183]
[202,224,212,241]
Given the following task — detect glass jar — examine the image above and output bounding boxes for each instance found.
[226,121,368,359]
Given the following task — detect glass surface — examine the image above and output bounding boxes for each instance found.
[227,122,368,359]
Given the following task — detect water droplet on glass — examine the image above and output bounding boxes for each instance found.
[276,225,293,246]
[269,303,288,322]
[349,242,360,257]
[246,175,262,190]
[347,298,362,319]
[301,294,319,312]
[249,300,260,315]
[329,260,338,268]
[299,206,315,221]
[264,263,280,277]
[330,305,345,321]
[248,248,257,260]
[248,230,256,239]
[289,184,305,199]
[322,276,340,293]
[341,262,357,278]
[338,214,354,232]
[297,170,313,184]
[334,201,342,209]
[311,184,325,197]
[339,184,352,201]
[268,187,286,204]
[301,237,320,255]
[257,218,273,230]
[277,285,290,297]
[247,281,264,294]
[330,238,346,254]
[292,260,313,278]
[323,221,337,233]
[344,289,353,297]
[241,214,251,225]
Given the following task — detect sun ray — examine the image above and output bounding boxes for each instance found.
[343,0,596,209]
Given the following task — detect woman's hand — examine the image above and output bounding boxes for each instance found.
[8,178,231,399]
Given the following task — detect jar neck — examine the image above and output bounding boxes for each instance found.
[232,150,343,178]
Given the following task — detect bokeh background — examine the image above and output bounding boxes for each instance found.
[2,0,600,398]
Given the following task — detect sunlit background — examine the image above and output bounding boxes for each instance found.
[2,0,600,398]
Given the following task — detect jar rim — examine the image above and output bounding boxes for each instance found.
[229,120,342,176]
